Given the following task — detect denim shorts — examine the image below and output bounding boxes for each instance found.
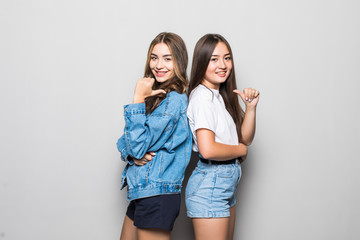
[185,159,242,218]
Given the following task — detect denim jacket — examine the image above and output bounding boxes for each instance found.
[117,91,192,201]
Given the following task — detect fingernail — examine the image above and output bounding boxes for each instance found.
[246,97,248,100]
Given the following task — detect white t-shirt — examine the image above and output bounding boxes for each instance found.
[187,84,239,154]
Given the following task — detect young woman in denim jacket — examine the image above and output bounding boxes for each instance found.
[116,32,192,240]
[185,34,260,240]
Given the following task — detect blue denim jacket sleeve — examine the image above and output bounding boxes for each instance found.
[116,135,134,165]
[118,94,183,161]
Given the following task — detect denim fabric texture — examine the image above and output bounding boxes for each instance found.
[185,159,242,218]
[117,91,192,201]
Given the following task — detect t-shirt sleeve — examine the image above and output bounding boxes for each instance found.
[188,96,216,133]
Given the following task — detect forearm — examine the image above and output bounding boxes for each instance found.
[240,107,256,145]
[199,141,247,161]
[196,128,247,160]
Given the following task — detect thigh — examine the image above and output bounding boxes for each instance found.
[137,228,170,240]
[192,218,230,240]
[228,205,236,240]
[120,215,137,240]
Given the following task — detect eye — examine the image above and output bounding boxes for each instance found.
[225,56,232,61]
[210,58,218,62]
[151,56,158,60]
[164,57,172,61]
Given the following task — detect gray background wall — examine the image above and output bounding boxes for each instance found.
[1,0,359,239]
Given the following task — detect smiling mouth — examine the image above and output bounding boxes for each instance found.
[216,71,227,77]
[155,71,168,77]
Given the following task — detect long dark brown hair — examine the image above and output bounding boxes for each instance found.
[144,32,188,114]
[188,34,245,140]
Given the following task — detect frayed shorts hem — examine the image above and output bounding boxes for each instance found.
[186,209,231,218]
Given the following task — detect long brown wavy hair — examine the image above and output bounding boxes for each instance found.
[144,32,188,114]
[187,34,245,140]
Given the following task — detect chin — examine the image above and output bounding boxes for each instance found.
[216,78,227,84]
[155,78,169,83]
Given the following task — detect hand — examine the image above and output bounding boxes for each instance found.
[233,88,260,109]
[133,78,166,103]
[133,152,156,166]
[239,153,247,163]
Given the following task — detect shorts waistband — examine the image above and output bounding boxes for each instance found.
[200,158,237,165]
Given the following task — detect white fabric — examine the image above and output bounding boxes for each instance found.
[187,84,239,153]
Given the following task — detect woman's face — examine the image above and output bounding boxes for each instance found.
[202,42,233,89]
[149,43,174,83]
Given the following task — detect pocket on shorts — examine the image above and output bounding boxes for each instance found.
[216,164,236,178]
[185,168,206,198]
[236,164,242,184]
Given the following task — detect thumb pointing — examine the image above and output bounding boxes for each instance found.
[150,89,166,96]
[233,89,246,101]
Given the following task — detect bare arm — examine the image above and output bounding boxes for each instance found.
[240,107,257,145]
[233,88,260,146]
[196,128,247,161]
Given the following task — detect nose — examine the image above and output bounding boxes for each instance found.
[218,59,226,69]
[156,59,164,69]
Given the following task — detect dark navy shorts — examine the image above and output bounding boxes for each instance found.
[126,194,181,231]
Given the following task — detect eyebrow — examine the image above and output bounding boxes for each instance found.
[151,53,172,57]
[211,53,231,57]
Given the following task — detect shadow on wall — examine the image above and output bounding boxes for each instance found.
[171,151,198,240]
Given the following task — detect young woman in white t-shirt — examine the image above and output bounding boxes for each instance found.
[185,33,260,240]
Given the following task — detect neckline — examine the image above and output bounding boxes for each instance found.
[200,84,220,97]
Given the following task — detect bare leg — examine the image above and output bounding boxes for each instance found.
[228,205,236,240]
[120,215,137,240]
[192,218,230,240]
[137,228,170,240]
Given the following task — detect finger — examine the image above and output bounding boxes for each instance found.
[243,88,250,101]
[138,159,147,165]
[144,77,155,83]
[249,89,256,100]
[138,77,153,85]
[134,161,144,166]
[233,89,246,102]
[248,89,256,102]
[150,89,166,96]
[233,89,241,95]
[139,78,155,90]
[254,90,260,98]
[144,154,152,161]
[149,152,156,156]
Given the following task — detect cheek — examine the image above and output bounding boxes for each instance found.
[204,71,213,81]
[205,63,213,73]
[167,62,174,71]
[149,61,156,69]
[205,66,215,76]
